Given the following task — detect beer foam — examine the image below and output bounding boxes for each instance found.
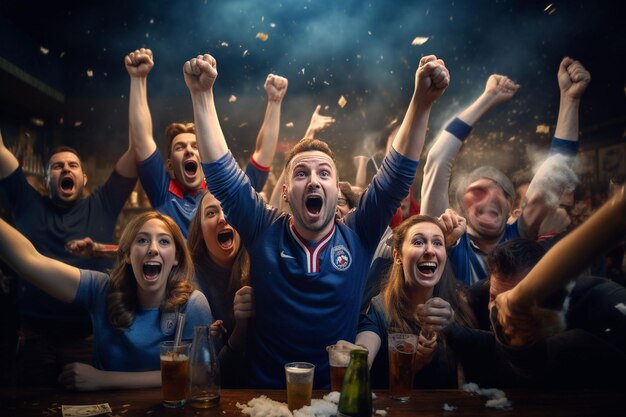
[286,366,312,374]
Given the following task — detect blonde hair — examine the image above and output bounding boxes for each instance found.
[107,211,195,330]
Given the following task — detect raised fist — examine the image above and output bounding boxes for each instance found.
[124,48,154,78]
[183,54,218,93]
[484,74,520,106]
[264,74,288,102]
[414,55,450,105]
[558,57,590,100]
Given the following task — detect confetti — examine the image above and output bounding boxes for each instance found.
[86,69,94,77]
[338,95,347,108]
[243,49,249,57]
[285,122,294,128]
[31,117,45,126]
[536,124,550,134]
[74,121,83,127]
[544,3,556,15]
[238,122,248,128]
[40,46,49,55]
[229,95,237,103]
[149,18,154,24]
[220,41,229,47]
[411,36,429,46]
[60,51,65,58]
[256,32,269,41]
[270,22,276,28]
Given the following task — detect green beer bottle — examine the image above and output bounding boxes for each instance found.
[337,349,372,417]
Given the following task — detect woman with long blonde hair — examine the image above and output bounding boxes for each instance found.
[0,211,212,390]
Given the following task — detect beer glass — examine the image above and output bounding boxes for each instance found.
[284,362,315,411]
[160,341,191,408]
[388,333,417,401]
[327,344,352,392]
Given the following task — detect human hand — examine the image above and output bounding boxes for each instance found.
[124,48,154,78]
[183,54,218,94]
[416,297,455,333]
[414,55,450,105]
[65,237,97,258]
[483,74,520,106]
[264,74,288,102]
[304,105,336,138]
[58,362,104,391]
[438,208,466,247]
[210,319,227,337]
[414,333,437,371]
[558,57,590,100]
[233,285,255,321]
[493,290,564,347]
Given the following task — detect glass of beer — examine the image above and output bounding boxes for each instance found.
[327,344,351,392]
[388,333,417,401]
[160,341,191,408]
[284,362,315,411]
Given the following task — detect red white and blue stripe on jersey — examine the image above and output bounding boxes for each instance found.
[288,218,335,273]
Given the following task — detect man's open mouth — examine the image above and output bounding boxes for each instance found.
[61,177,74,191]
[184,160,198,177]
[305,195,323,215]
[217,230,234,249]
[143,262,162,281]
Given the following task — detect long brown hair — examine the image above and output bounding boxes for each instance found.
[107,211,195,330]
[381,215,476,332]
[187,191,250,289]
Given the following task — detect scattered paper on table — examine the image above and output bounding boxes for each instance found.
[62,403,112,417]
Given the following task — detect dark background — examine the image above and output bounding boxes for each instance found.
[0,0,624,185]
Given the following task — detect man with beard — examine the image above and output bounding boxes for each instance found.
[125,48,287,237]
[421,58,590,285]
[0,131,137,384]
[184,52,449,388]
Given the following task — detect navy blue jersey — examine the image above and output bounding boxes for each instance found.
[203,147,418,388]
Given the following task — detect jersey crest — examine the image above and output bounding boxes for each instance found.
[330,245,352,271]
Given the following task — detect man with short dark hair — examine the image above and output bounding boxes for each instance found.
[0,130,137,384]
[184,52,450,387]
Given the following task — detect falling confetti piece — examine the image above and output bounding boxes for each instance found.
[270,22,276,28]
[228,95,237,103]
[238,122,248,128]
[285,122,294,128]
[60,51,65,58]
[544,3,556,15]
[411,36,429,46]
[86,69,93,77]
[338,95,347,108]
[243,49,249,57]
[256,32,269,41]
[145,32,150,38]
[221,41,229,47]
[536,124,550,134]
[323,81,330,85]
[31,117,44,126]
[74,121,83,127]
[40,46,49,55]
[149,18,154,24]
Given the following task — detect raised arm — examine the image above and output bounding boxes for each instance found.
[421,74,519,217]
[125,48,157,161]
[250,74,288,167]
[390,55,450,160]
[0,217,80,303]
[519,58,590,238]
[183,54,228,163]
[0,130,20,179]
[303,105,335,139]
[494,185,626,346]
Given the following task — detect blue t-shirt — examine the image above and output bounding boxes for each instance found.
[202,147,418,388]
[449,221,520,286]
[0,167,136,324]
[73,269,213,371]
[137,150,268,238]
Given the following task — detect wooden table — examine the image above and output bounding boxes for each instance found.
[0,387,622,417]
